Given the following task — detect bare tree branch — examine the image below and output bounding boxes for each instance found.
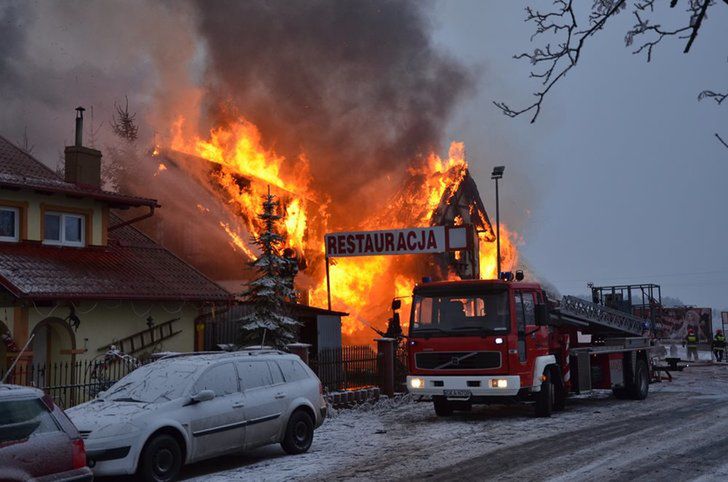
[20,126,34,154]
[699,87,727,149]
[499,0,723,122]
[683,0,711,53]
[494,0,628,123]
[626,11,692,62]
[698,89,727,105]
[715,133,728,149]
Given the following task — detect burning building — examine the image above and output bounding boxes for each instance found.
[115,120,518,345]
[0,1,526,344]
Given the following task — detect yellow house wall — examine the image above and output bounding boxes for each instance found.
[26,301,199,364]
[0,188,105,246]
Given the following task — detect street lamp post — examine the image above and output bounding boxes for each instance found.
[491,166,505,278]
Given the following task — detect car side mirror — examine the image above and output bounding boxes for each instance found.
[191,389,215,403]
[535,303,549,326]
[391,299,402,311]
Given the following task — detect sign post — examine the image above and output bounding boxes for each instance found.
[323,225,473,311]
[325,256,332,311]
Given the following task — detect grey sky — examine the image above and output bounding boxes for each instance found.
[433,1,728,311]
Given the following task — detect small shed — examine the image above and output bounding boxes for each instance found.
[287,304,347,354]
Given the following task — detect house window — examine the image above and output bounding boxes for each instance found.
[0,207,19,242]
[43,212,85,247]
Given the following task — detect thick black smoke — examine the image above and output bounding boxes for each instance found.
[0,0,198,164]
[193,0,473,225]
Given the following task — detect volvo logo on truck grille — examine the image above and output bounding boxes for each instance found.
[416,351,501,370]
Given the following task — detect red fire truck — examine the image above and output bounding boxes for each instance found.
[405,275,652,417]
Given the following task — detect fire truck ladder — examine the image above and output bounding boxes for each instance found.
[552,296,646,336]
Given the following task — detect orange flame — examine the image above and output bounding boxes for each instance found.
[169,116,519,342]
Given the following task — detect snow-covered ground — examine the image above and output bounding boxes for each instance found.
[176,361,728,482]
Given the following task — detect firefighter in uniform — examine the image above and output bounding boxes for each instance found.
[683,327,700,362]
[712,330,726,363]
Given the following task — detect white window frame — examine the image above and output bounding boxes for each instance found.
[0,206,19,242]
[43,212,85,247]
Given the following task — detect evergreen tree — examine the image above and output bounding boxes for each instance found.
[239,188,300,348]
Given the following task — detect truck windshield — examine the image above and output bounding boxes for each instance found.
[411,291,509,336]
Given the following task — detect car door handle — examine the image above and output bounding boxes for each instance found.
[233,402,245,408]
[274,392,286,399]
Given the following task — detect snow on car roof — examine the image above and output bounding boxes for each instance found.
[150,350,300,367]
[0,384,44,399]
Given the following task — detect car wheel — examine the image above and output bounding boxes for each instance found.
[139,434,183,482]
[281,409,314,455]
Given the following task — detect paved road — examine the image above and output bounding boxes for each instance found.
[318,364,728,482]
[415,395,728,481]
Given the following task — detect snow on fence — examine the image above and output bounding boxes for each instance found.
[311,345,379,392]
[0,359,140,409]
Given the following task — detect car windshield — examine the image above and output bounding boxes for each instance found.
[411,290,510,336]
[100,361,199,403]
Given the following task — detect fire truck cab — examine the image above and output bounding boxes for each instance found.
[406,278,651,417]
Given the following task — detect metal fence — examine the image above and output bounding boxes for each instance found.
[311,345,379,392]
[1,359,139,409]
[2,344,397,408]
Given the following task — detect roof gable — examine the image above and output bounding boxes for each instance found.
[0,134,60,183]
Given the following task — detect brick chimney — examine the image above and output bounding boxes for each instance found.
[64,107,102,187]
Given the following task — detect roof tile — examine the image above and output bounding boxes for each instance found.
[0,216,232,302]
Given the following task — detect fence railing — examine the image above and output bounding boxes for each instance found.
[311,345,379,392]
[2,344,399,408]
[0,359,139,409]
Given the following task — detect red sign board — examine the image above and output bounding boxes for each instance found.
[325,226,470,258]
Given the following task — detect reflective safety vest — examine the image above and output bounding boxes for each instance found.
[714,334,726,349]
[685,333,699,346]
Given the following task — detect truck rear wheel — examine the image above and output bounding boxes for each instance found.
[628,359,649,400]
[433,396,454,416]
[534,371,554,417]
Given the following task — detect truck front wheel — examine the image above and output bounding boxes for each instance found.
[534,371,554,417]
[433,396,454,416]
[553,370,567,412]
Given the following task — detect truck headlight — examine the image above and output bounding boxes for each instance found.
[490,379,508,388]
[409,377,424,389]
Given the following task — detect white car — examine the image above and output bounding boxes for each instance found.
[67,350,327,482]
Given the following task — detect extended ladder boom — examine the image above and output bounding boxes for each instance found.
[552,295,646,336]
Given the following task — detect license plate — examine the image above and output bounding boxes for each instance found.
[444,389,471,398]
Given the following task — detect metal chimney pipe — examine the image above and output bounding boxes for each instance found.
[74,106,85,147]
